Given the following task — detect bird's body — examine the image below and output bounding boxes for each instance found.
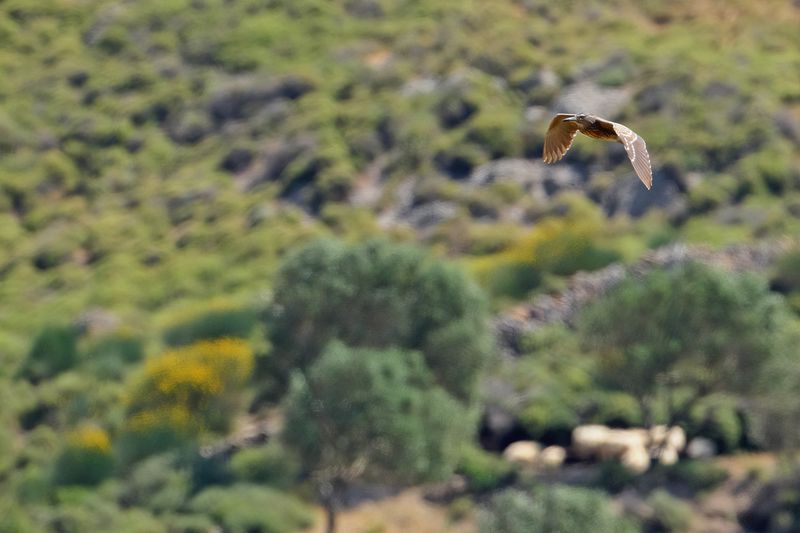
[543,113,652,189]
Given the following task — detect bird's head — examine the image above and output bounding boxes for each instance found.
[563,113,595,125]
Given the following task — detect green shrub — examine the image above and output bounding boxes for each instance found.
[0,423,13,474]
[53,426,114,487]
[45,493,168,533]
[117,418,192,467]
[593,460,640,494]
[18,326,79,382]
[87,332,143,364]
[483,261,542,300]
[479,486,638,533]
[456,446,515,492]
[687,175,734,214]
[189,484,314,533]
[519,398,579,444]
[788,293,800,316]
[190,452,233,492]
[597,64,633,87]
[737,144,794,195]
[590,392,642,428]
[644,489,693,532]
[771,250,800,294]
[120,454,190,513]
[665,460,728,493]
[161,513,217,533]
[229,442,301,489]
[466,109,522,159]
[448,496,475,523]
[16,465,52,504]
[96,25,131,55]
[689,397,743,453]
[0,498,36,533]
[85,332,144,379]
[163,306,258,347]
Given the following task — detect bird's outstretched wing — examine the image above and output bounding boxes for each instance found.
[543,113,580,164]
[611,121,652,190]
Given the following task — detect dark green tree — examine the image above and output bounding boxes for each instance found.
[579,262,794,427]
[267,238,492,402]
[283,343,471,533]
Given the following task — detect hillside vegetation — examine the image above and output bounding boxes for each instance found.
[2,1,800,532]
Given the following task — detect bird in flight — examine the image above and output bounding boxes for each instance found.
[543,113,652,190]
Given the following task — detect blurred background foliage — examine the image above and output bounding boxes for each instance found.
[2,0,800,531]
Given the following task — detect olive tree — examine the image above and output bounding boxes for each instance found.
[267,238,492,402]
[272,239,493,532]
[283,343,471,533]
[579,261,795,428]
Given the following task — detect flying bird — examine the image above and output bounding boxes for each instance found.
[543,113,652,190]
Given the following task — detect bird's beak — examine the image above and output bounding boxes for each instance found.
[562,116,578,123]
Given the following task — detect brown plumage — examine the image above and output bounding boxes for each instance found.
[543,113,652,190]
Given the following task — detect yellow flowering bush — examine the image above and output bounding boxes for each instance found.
[68,425,112,454]
[468,199,619,299]
[54,425,113,486]
[127,339,254,434]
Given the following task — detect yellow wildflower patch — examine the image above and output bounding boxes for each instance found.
[126,338,254,431]
[68,425,111,454]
